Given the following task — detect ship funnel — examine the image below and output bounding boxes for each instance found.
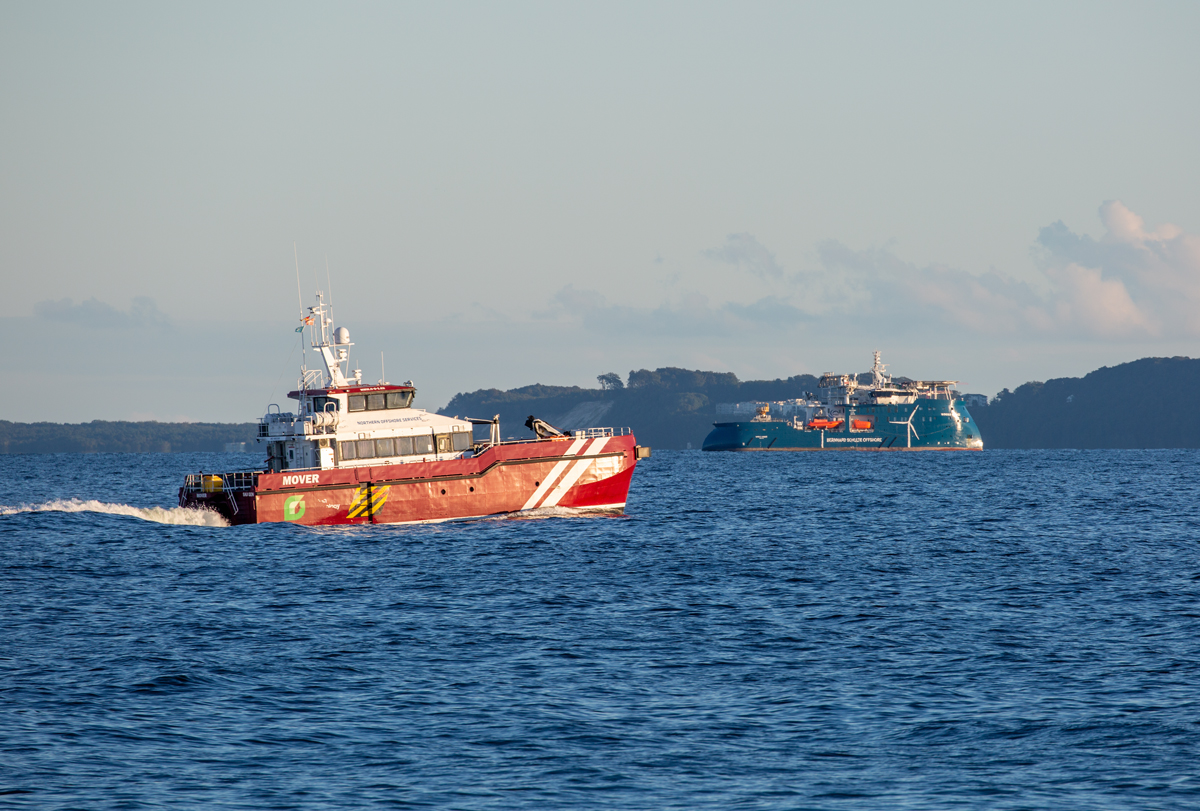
[333,327,350,345]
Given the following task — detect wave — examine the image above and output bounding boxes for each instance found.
[506,505,618,521]
[0,498,229,527]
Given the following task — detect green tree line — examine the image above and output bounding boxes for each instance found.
[0,421,257,454]
[969,356,1200,448]
[444,357,1200,450]
[440,367,820,449]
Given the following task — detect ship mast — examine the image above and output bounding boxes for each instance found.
[300,291,360,390]
[871,350,889,389]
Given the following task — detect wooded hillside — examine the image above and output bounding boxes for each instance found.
[445,357,1200,450]
[969,356,1200,448]
[439,368,820,450]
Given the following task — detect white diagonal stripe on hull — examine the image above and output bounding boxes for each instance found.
[542,437,609,508]
[520,438,587,511]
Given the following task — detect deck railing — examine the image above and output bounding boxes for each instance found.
[182,470,258,493]
[475,426,632,448]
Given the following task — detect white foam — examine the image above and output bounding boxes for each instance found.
[508,505,589,521]
[0,498,229,527]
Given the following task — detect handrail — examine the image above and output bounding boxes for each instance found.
[482,427,632,445]
[182,470,259,493]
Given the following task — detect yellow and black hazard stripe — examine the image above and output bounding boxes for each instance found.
[347,484,390,520]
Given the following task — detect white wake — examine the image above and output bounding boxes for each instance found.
[506,505,624,521]
[0,498,229,527]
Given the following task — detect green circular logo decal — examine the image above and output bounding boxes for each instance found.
[284,494,306,521]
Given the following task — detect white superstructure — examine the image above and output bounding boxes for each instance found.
[257,292,478,473]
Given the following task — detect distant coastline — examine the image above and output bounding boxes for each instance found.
[0,421,256,454]
[4,356,1199,453]
[436,356,1200,450]
[968,356,1200,450]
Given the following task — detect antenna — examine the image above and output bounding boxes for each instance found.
[381,351,385,385]
[293,243,303,314]
[325,256,333,308]
[325,256,335,338]
[291,241,309,376]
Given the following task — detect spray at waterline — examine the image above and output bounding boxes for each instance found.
[1,499,229,527]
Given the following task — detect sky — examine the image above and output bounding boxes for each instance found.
[3,2,1199,422]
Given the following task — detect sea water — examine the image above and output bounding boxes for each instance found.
[2,450,1199,809]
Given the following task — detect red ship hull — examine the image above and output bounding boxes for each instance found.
[180,434,642,526]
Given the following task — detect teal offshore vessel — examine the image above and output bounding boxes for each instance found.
[702,352,984,452]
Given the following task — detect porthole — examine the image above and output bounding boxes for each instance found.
[535,481,540,486]
[469,486,474,492]
[440,488,446,495]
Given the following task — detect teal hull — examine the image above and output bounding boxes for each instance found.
[702,401,983,451]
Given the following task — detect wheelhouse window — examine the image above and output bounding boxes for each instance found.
[386,391,413,409]
[375,437,394,457]
[451,432,471,451]
[412,434,434,455]
[395,436,414,456]
[356,439,376,458]
[339,440,355,460]
[345,389,413,412]
[312,396,340,413]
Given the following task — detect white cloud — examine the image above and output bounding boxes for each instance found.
[1100,200,1182,244]
[1038,200,1200,336]
[810,241,1044,334]
[702,233,784,279]
[547,284,806,337]
[802,201,1200,339]
[33,297,173,331]
[516,201,1195,399]
[1047,262,1153,336]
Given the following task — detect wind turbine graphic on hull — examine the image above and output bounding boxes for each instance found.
[888,405,920,448]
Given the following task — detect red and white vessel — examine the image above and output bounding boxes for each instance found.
[180,292,649,525]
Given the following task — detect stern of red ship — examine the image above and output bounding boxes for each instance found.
[179,471,260,525]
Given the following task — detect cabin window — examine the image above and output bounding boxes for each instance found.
[348,395,366,412]
[386,391,413,409]
[313,396,339,412]
[339,440,355,461]
[375,437,394,457]
[435,434,452,453]
[412,434,434,455]
[452,432,472,451]
[356,439,376,458]
[395,435,414,456]
[367,393,386,410]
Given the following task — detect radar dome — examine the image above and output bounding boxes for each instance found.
[334,327,350,345]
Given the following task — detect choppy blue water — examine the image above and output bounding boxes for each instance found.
[2,450,1199,810]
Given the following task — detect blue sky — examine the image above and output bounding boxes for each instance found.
[3,2,1199,421]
